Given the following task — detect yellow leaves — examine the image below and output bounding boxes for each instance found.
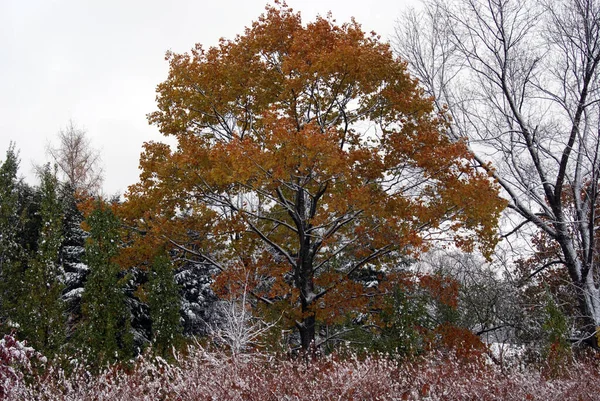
[122,2,509,345]
[264,120,345,178]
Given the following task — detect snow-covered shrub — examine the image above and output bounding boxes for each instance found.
[0,333,44,399]
[12,345,600,400]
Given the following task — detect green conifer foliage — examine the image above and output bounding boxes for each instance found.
[148,254,182,357]
[0,145,25,327]
[19,165,66,355]
[0,145,20,259]
[78,201,133,367]
[59,184,88,336]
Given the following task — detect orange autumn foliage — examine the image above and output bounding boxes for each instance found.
[121,3,506,349]
[429,323,488,362]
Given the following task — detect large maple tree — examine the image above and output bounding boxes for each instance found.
[123,4,505,350]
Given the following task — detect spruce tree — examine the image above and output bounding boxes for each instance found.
[148,254,182,357]
[78,201,132,367]
[19,165,66,355]
[59,184,88,336]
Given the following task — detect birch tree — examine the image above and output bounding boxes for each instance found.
[396,0,600,346]
[47,121,103,195]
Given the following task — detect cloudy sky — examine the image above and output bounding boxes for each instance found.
[0,0,419,196]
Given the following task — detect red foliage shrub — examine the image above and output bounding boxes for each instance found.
[0,333,43,399]
[10,346,600,400]
[427,323,488,363]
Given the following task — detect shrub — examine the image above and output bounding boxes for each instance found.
[0,333,44,399]
[12,344,600,400]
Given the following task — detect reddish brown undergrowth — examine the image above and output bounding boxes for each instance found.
[6,345,600,400]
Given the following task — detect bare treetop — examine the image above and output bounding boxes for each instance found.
[47,121,104,195]
[396,0,600,346]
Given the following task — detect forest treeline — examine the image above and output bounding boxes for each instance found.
[0,139,574,368]
[1,1,599,392]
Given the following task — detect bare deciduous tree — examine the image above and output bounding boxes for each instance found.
[395,0,600,346]
[209,277,277,357]
[47,121,103,195]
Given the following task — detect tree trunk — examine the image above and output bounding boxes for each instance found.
[298,313,316,351]
[560,238,600,348]
[395,0,600,350]
[297,268,316,351]
[580,277,600,349]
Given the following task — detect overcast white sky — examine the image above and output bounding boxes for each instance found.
[0,0,419,196]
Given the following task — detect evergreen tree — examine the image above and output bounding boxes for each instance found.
[123,267,152,354]
[0,145,24,328]
[78,201,132,367]
[19,165,66,355]
[15,181,43,255]
[148,254,182,357]
[59,184,88,336]
[175,260,217,336]
[0,145,20,261]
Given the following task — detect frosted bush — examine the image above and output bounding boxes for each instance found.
[0,333,43,399]
[11,345,600,400]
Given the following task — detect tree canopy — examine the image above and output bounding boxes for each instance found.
[395,0,600,347]
[123,3,505,350]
